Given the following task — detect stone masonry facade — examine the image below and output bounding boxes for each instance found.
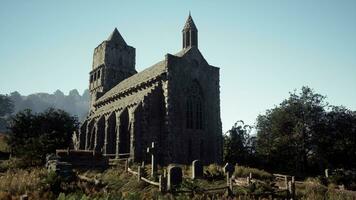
[77,14,223,165]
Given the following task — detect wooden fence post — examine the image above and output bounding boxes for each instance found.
[138,166,142,181]
[159,175,167,192]
[125,159,128,172]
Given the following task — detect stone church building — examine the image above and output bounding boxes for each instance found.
[77,15,222,165]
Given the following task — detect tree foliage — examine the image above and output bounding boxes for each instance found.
[255,86,356,176]
[8,108,79,165]
[224,120,256,166]
[0,95,14,131]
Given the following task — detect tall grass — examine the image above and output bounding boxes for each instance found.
[0,167,48,199]
[234,166,273,181]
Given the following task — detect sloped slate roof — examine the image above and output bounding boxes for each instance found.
[92,83,159,118]
[95,59,167,104]
[94,47,201,109]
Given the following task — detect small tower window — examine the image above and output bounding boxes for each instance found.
[90,74,94,83]
[97,70,101,79]
[93,72,97,81]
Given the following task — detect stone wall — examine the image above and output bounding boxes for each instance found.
[166,47,222,164]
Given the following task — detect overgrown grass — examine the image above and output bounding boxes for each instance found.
[296,178,356,200]
[234,166,273,181]
[0,162,355,200]
[204,164,224,181]
[0,167,54,199]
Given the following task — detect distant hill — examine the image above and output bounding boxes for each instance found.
[7,89,89,122]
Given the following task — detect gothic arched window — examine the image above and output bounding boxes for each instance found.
[186,81,203,130]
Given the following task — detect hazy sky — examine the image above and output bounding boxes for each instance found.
[1,0,355,131]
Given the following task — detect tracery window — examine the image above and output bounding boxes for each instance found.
[186,81,203,130]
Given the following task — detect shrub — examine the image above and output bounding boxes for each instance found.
[8,108,79,166]
[204,164,224,181]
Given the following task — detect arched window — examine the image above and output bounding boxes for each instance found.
[186,81,203,130]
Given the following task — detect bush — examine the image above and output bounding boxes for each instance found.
[8,108,78,166]
[327,169,356,190]
[204,164,224,181]
[0,157,33,172]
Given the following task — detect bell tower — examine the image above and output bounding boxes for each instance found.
[182,13,198,49]
[89,28,137,106]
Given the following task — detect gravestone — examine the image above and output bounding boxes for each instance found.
[147,142,157,178]
[167,165,182,190]
[191,160,203,179]
[20,195,28,200]
[325,169,329,178]
[223,163,234,175]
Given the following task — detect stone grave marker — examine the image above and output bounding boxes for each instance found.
[325,169,329,178]
[167,165,182,190]
[191,160,203,179]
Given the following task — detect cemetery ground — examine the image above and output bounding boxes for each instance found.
[0,159,356,200]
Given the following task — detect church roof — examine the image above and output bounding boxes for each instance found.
[95,59,167,105]
[107,28,127,46]
[92,83,160,118]
[93,46,209,109]
[183,14,197,30]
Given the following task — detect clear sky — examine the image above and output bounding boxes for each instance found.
[0,0,355,131]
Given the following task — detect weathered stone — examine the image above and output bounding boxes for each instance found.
[223,163,234,175]
[167,165,182,190]
[76,14,223,165]
[191,160,203,179]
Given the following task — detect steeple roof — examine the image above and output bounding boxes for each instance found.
[107,28,127,46]
[183,13,197,30]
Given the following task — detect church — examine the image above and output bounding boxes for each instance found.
[77,15,223,165]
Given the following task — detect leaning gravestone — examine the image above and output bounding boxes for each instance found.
[167,165,182,190]
[191,160,203,179]
[223,163,235,175]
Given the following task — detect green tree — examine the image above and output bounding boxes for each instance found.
[8,108,78,165]
[318,106,356,169]
[255,86,356,176]
[256,87,327,175]
[0,95,14,131]
[224,120,256,165]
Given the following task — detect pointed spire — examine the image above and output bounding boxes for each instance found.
[182,13,198,49]
[107,28,127,46]
[183,12,197,30]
